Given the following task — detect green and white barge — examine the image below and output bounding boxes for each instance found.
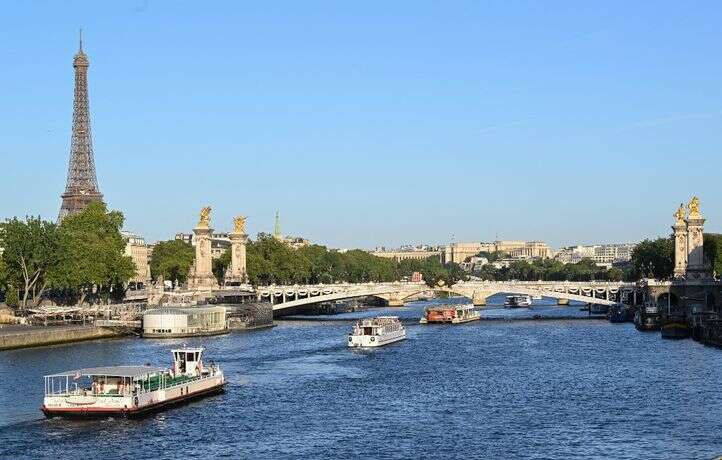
[42,347,225,417]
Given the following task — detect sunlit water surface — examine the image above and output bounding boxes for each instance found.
[1,297,721,459]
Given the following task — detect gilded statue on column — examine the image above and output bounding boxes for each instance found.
[233,215,247,234]
[198,206,212,228]
[688,196,701,219]
[673,203,686,225]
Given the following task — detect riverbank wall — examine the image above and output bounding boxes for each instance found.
[226,302,274,330]
[0,325,124,351]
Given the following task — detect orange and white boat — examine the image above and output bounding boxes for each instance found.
[420,304,480,324]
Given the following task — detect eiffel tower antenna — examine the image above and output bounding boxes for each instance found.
[58,31,104,221]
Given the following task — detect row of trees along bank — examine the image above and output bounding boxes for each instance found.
[150,233,468,287]
[0,202,135,308]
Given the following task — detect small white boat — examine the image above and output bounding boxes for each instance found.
[348,316,406,347]
[505,295,532,308]
[532,294,543,300]
[42,347,224,418]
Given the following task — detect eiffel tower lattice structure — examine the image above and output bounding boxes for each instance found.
[58,31,104,222]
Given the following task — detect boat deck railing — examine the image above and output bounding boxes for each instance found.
[136,368,221,394]
[45,368,221,397]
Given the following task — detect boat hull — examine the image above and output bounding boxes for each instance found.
[421,313,480,324]
[348,330,406,348]
[661,324,691,340]
[142,329,229,339]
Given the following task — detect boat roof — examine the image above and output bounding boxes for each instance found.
[172,347,204,353]
[45,365,166,378]
[426,304,474,310]
[144,306,226,315]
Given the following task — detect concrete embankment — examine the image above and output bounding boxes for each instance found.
[0,325,124,351]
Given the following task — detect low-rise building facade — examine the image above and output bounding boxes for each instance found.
[122,231,150,288]
[175,232,231,259]
[554,243,637,265]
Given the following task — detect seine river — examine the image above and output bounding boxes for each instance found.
[1,297,722,459]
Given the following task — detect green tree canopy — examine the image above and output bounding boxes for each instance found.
[213,248,232,284]
[703,233,722,277]
[243,234,467,287]
[0,258,7,290]
[629,237,674,279]
[49,202,135,305]
[0,216,60,308]
[150,239,195,285]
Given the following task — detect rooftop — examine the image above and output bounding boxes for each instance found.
[144,306,226,316]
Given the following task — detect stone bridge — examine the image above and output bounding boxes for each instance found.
[259,280,638,313]
[449,281,637,307]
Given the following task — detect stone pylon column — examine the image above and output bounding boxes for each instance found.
[225,216,249,285]
[187,207,219,290]
[672,203,688,278]
[685,196,707,279]
[225,234,248,284]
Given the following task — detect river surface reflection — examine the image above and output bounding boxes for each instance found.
[1,298,721,459]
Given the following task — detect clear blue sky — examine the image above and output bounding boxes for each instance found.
[1,1,721,249]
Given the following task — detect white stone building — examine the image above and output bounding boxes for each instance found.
[121,231,150,288]
[554,243,637,265]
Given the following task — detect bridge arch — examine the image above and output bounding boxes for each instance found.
[656,292,679,308]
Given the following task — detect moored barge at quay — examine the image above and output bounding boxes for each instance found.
[42,347,224,417]
[420,304,480,324]
[635,305,661,331]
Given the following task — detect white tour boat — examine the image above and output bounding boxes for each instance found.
[505,295,533,308]
[348,316,406,347]
[42,347,225,418]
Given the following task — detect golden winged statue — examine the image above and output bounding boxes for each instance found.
[674,203,686,224]
[233,215,247,233]
[198,206,212,228]
[688,196,701,219]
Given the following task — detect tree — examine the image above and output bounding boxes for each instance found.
[0,258,7,290]
[5,285,19,309]
[629,238,674,279]
[0,216,60,308]
[150,239,195,285]
[475,251,502,263]
[49,202,135,306]
[213,249,232,284]
[606,267,624,282]
[703,233,722,277]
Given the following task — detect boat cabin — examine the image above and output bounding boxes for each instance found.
[352,316,402,336]
[172,347,205,377]
[44,366,167,398]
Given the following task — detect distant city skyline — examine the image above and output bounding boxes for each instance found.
[2,2,721,248]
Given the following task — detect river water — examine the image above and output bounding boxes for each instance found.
[1,297,721,459]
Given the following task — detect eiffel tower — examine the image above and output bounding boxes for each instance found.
[58,31,103,222]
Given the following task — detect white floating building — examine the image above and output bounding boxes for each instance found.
[142,306,227,338]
